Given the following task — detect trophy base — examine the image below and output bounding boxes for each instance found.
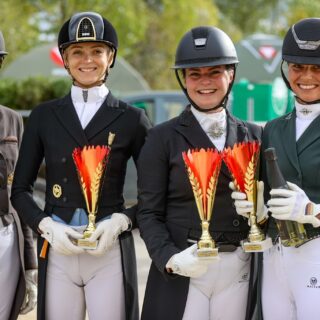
[77,238,98,250]
[197,247,219,258]
[242,237,273,252]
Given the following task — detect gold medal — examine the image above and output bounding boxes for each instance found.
[52,184,62,198]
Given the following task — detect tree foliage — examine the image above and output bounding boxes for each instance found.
[215,0,280,37]
[2,0,318,92]
[2,0,149,61]
[128,0,219,89]
[0,77,70,110]
[285,0,320,33]
[1,1,39,64]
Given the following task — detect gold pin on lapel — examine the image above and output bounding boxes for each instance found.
[7,172,14,185]
[52,184,62,198]
[108,132,115,146]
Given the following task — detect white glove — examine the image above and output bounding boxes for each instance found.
[230,181,268,224]
[268,181,320,228]
[86,213,130,257]
[20,269,37,314]
[166,244,213,278]
[39,217,84,255]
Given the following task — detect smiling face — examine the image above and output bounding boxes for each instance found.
[63,42,114,88]
[288,63,320,103]
[184,65,234,112]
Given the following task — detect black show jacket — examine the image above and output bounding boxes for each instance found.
[11,92,152,320]
[137,107,262,320]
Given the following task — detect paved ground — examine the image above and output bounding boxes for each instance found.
[18,230,151,320]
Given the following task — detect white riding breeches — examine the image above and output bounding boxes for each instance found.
[182,247,251,320]
[0,223,20,319]
[45,240,125,320]
[262,238,320,320]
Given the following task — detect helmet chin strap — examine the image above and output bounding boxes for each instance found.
[281,61,320,105]
[63,61,109,87]
[295,95,320,105]
[175,68,234,113]
[61,45,114,87]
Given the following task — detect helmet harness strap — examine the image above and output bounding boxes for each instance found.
[61,47,113,86]
[281,60,320,105]
[175,66,237,113]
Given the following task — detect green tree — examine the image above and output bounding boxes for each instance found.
[129,0,219,89]
[3,0,288,91]
[214,0,280,36]
[1,0,149,65]
[285,0,320,32]
[1,1,39,65]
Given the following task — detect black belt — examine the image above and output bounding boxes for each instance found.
[187,238,240,252]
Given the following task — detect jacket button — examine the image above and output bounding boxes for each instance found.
[232,219,240,227]
[63,177,68,183]
[61,157,67,163]
[62,197,67,203]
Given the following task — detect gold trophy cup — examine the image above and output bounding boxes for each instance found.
[72,132,115,249]
[183,148,222,258]
[223,141,272,252]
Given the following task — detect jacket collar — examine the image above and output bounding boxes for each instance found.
[84,92,124,141]
[278,109,320,174]
[175,106,213,149]
[175,106,248,149]
[53,94,88,147]
[225,112,248,148]
[279,111,301,174]
[297,111,320,155]
[53,92,124,146]
[175,107,250,177]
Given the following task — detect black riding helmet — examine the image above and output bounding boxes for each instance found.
[58,11,118,83]
[173,26,239,112]
[281,18,320,104]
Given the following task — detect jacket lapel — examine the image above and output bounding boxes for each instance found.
[280,111,301,174]
[174,107,213,149]
[53,94,88,147]
[175,108,247,178]
[84,93,124,141]
[222,112,250,177]
[297,114,320,155]
[225,112,248,148]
